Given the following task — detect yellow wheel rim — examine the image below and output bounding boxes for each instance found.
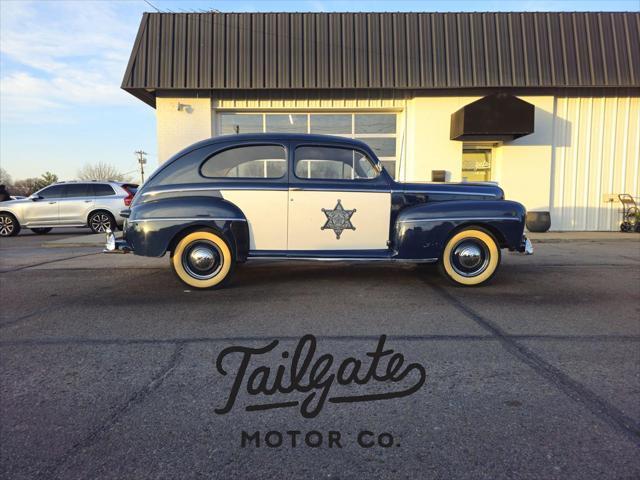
[442,230,499,286]
[172,231,232,288]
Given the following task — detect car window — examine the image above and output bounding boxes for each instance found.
[92,184,116,196]
[64,184,91,198]
[201,145,286,179]
[38,185,66,199]
[294,146,378,180]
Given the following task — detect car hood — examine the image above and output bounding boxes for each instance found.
[392,181,504,199]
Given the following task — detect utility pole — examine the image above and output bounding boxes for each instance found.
[134,150,147,184]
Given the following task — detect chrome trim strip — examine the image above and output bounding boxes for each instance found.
[289,188,390,193]
[247,256,438,263]
[143,186,287,196]
[144,187,495,196]
[129,217,246,223]
[391,189,497,197]
[398,217,520,224]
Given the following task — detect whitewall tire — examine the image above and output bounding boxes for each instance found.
[439,228,501,286]
[171,231,235,289]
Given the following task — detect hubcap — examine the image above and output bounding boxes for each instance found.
[182,240,223,280]
[0,215,15,236]
[189,247,216,270]
[451,239,490,277]
[91,213,111,232]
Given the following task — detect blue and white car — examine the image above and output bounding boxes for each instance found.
[105,134,532,288]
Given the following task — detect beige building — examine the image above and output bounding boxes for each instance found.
[123,12,640,231]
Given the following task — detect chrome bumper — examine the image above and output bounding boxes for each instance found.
[103,228,132,254]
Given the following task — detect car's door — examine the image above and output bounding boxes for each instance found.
[23,184,65,225]
[58,183,93,224]
[200,143,289,251]
[288,144,392,252]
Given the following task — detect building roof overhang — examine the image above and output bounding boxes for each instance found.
[122,12,640,108]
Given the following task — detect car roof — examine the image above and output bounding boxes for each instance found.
[184,133,375,152]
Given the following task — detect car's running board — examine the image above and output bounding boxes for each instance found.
[247,256,438,263]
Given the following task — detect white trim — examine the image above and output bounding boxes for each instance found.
[142,186,287,196]
[129,217,246,223]
[391,189,498,197]
[398,217,520,224]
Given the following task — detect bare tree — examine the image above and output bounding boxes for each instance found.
[77,162,131,182]
[10,178,40,197]
[0,167,11,186]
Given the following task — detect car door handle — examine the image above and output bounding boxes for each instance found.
[84,200,92,203]
[48,201,57,204]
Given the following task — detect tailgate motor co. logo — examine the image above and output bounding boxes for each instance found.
[213,334,426,448]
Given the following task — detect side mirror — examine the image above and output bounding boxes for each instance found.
[29,194,42,201]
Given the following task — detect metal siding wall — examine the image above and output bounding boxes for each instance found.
[551,96,640,231]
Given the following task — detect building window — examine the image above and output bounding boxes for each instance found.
[462,148,492,182]
[217,112,398,178]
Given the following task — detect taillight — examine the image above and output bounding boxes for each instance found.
[124,193,133,206]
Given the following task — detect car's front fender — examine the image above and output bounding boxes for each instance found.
[393,200,526,260]
[123,196,249,260]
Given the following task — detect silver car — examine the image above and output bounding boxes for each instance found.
[0,181,138,237]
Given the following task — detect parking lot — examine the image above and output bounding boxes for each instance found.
[1,230,639,479]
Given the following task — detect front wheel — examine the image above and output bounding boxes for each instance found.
[439,228,501,286]
[0,213,20,237]
[171,230,235,289]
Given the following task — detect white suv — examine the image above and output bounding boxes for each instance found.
[0,181,138,237]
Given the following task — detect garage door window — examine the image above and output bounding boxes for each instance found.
[217,112,398,178]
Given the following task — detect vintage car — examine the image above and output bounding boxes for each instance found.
[104,133,532,289]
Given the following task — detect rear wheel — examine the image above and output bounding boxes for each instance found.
[30,227,53,235]
[171,231,235,289]
[439,228,501,286]
[88,211,116,234]
[0,213,20,237]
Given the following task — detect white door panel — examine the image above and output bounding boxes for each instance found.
[58,199,93,224]
[24,199,60,225]
[288,191,391,250]
[220,190,288,250]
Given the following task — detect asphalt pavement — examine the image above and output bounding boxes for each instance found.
[0,230,639,479]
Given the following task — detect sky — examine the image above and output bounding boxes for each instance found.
[1,0,638,183]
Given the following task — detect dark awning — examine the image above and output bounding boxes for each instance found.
[450,94,535,142]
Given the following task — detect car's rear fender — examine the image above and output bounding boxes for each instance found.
[124,196,249,260]
[393,200,526,260]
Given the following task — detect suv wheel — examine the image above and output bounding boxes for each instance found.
[88,211,116,234]
[0,213,20,237]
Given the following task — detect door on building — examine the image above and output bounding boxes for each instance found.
[23,184,65,225]
[288,145,391,252]
[462,148,492,182]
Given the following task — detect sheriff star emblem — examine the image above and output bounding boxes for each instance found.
[321,199,356,239]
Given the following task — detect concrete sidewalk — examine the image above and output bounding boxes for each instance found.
[41,230,640,249]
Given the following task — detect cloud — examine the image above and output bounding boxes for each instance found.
[0,1,144,124]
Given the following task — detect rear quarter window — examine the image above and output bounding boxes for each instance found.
[92,184,116,196]
[200,145,286,179]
